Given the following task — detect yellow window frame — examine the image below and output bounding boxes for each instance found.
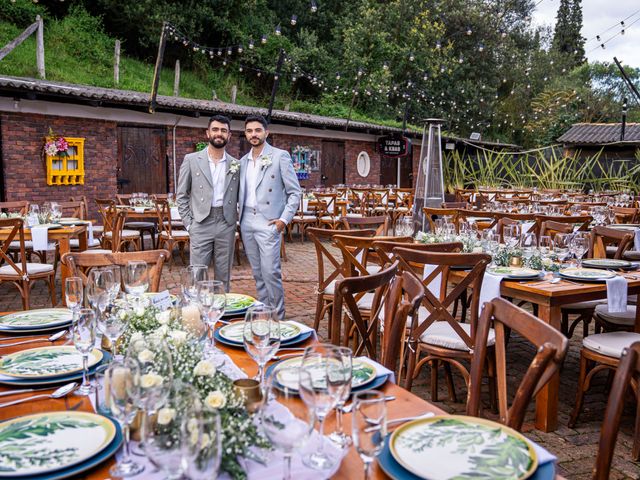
[45,137,85,185]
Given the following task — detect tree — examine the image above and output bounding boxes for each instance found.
[552,0,585,68]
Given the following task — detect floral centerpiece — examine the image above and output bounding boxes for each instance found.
[415,231,482,253]
[116,304,270,479]
[43,128,69,157]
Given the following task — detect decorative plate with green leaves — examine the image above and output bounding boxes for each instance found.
[218,320,300,343]
[0,309,72,330]
[0,346,103,378]
[582,259,632,269]
[0,411,116,477]
[275,357,376,390]
[559,267,617,282]
[390,415,538,480]
[225,293,257,312]
[487,266,541,279]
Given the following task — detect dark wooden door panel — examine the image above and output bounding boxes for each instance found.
[321,141,345,187]
[117,126,167,194]
[380,155,413,187]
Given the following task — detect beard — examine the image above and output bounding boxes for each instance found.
[209,136,228,148]
[249,136,265,146]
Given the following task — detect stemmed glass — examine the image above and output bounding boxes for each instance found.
[99,292,129,361]
[261,366,315,480]
[87,269,113,319]
[243,305,280,385]
[72,308,97,396]
[183,265,208,303]
[50,202,62,223]
[196,280,226,353]
[352,391,387,480]
[571,235,589,268]
[106,358,145,477]
[482,230,499,267]
[554,233,572,264]
[104,265,122,301]
[539,236,553,262]
[503,224,520,249]
[327,346,353,448]
[520,232,537,261]
[183,408,222,480]
[124,260,149,296]
[65,276,83,311]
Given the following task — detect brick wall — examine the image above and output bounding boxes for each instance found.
[1,112,118,220]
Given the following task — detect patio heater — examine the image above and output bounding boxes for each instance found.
[412,118,445,233]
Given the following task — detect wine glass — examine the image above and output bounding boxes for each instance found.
[104,265,122,301]
[520,232,537,260]
[571,235,589,268]
[50,202,62,223]
[87,269,113,318]
[482,230,499,267]
[299,347,342,471]
[243,305,280,385]
[394,217,414,237]
[196,280,226,353]
[261,366,315,480]
[327,346,353,448]
[554,233,572,263]
[72,308,97,396]
[352,391,387,480]
[183,408,222,480]
[503,224,520,249]
[65,276,83,311]
[107,358,145,477]
[124,260,149,295]
[183,265,209,303]
[539,235,553,262]
[99,292,129,361]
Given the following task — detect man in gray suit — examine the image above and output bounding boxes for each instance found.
[176,115,240,292]
[239,115,301,318]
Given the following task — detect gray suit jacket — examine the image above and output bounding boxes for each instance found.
[239,142,301,224]
[176,148,240,228]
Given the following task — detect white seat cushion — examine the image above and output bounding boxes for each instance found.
[366,265,381,274]
[345,213,363,218]
[562,300,605,311]
[394,207,409,212]
[623,250,640,261]
[9,241,33,249]
[356,292,375,310]
[81,249,112,254]
[320,279,338,295]
[420,321,496,351]
[163,220,184,227]
[104,230,140,238]
[161,230,189,238]
[293,216,317,221]
[583,331,640,358]
[320,216,336,221]
[125,222,156,228]
[0,262,53,276]
[594,304,636,327]
[92,225,104,233]
[69,238,101,248]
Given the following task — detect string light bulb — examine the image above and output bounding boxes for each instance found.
[261,34,268,44]
[238,44,243,53]
[291,15,298,26]
[248,39,254,49]
[310,0,317,13]
[275,24,281,35]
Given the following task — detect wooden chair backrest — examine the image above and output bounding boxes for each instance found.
[333,235,412,277]
[442,202,468,209]
[60,249,170,292]
[467,297,568,431]
[534,214,592,237]
[155,199,174,237]
[422,207,459,232]
[306,228,376,295]
[341,215,389,236]
[315,193,337,215]
[589,225,634,259]
[381,271,424,373]
[69,196,90,221]
[539,220,574,238]
[95,199,117,233]
[373,240,462,267]
[0,201,29,215]
[612,206,638,224]
[0,218,27,277]
[392,248,491,351]
[115,194,133,205]
[57,201,85,219]
[331,261,399,358]
[592,341,640,479]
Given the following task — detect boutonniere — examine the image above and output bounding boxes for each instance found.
[228,159,240,174]
[260,155,272,169]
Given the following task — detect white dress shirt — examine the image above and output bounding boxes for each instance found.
[244,155,261,210]
[208,150,227,207]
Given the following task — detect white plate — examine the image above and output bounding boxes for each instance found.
[218,320,300,344]
[0,346,103,378]
[0,309,72,330]
[559,267,617,282]
[274,356,376,390]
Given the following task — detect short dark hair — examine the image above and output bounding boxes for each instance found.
[244,115,268,130]
[208,115,231,130]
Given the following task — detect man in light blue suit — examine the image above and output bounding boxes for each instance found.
[239,115,301,319]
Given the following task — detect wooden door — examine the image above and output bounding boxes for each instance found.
[117,126,167,194]
[321,141,345,186]
[380,155,413,187]
[399,155,413,187]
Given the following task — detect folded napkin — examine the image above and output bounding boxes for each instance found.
[302,198,309,212]
[134,206,146,213]
[530,440,557,480]
[478,272,503,314]
[170,207,181,220]
[30,225,55,251]
[356,356,396,384]
[635,228,640,251]
[606,275,628,313]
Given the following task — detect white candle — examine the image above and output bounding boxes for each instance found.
[181,304,205,337]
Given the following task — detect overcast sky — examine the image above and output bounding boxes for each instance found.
[532,0,640,67]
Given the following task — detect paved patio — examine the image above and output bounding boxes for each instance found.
[2,239,640,479]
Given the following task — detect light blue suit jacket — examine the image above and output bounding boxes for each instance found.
[239,142,301,224]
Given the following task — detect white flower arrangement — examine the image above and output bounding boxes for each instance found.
[260,155,272,168]
[228,159,240,174]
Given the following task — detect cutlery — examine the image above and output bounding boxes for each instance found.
[524,278,559,286]
[0,382,78,408]
[0,385,67,398]
[277,347,307,351]
[0,330,67,348]
[364,411,435,433]
[271,352,303,361]
[342,395,396,414]
[0,330,66,342]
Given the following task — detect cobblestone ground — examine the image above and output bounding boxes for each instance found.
[3,237,640,479]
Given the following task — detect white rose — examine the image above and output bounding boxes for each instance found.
[130,332,144,344]
[140,373,163,389]
[135,307,145,316]
[169,330,187,346]
[156,310,171,325]
[156,325,169,337]
[204,391,226,409]
[137,349,155,363]
[187,417,198,433]
[119,310,128,320]
[193,360,216,377]
[157,407,176,425]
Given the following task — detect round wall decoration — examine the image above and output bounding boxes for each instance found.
[356,151,371,177]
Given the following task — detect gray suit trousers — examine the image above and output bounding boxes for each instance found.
[240,210,285,319]
[189,207,236,292]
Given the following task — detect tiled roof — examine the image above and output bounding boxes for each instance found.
[558,122,640,145]
[0,75,519,148]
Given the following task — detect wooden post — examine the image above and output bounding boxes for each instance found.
[231,85,237,104]
[149,21,168,113]
[212,89,217,101]
[114,40,120,86]
[173,60,180,97]
[0,20,39,62]
[36,15,45,79]
[266,49,285,123]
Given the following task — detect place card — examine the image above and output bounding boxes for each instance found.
[150,290,172,310]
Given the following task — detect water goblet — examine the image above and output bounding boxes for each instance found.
[571,235,589,268]
[327,346,353,448]
[352,390,387,480]
[243,305,280,385]
[196,280,226,352]
[99,292,129,361]
[554,233,572,263]
[183,407,222,480]
[87,268,113,317]
[50,202,62,223]
[124,260,149,295]
[539,235,553,261]
[72,308,97,396]
[104,265,122,300]
[65,276,83,311]
[183,265,208,303]
[503,224,520,249]
[520,232,537,260]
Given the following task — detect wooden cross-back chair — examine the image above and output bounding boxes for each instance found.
[533,214,592,237]
[0,201,29,215]
[155,199,189,267]
[539,220,574,239]
[332,234,413,279]
[340,215,389,236]
[373,240,462,268]
[331,261,399,359]
[288,196,318,243]
[307,227,376,335]
[422,207,459,232]
[96,200,141,252]
[316,193,340,229]
[57,201,85,219]
[467,297,569,431]
[589,225,634,260]
[0,218,55,309]
[612,206,639,224]
[393,247,492,401]
[592,341,640,479]
[60,249,170,293]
